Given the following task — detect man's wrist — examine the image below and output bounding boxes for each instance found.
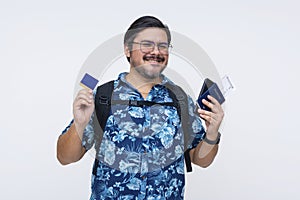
[73,121,85,138]
[203,132,221,145]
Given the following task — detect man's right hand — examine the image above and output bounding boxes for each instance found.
[73,89,94,135]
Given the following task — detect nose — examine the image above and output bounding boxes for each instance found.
[151,44,160,54]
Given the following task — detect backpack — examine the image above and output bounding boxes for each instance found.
[93,80,193,173]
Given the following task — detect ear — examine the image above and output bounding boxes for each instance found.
[124,44,130,58]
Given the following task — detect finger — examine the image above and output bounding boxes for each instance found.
[76,89,93,101]
[198,108,211,116]
[79,88,93,94]
[202,98,214,110]
[76,94,93,103]
[206,95,223,113]
[198,108,214,119]
[199,113,209,121]
[75,97,93,106]
[74,93,94,106]
[199,113,214,124]
[74,99,93,108]
[76,93,94,103]
[198,109,217,122]
[206,95,221,110]
[207,101,224,119]
[207,95,219,105]
[78,89,93,98]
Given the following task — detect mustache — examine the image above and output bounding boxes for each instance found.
[143,54,165,62]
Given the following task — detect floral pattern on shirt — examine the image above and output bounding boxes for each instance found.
[63,72,205,200]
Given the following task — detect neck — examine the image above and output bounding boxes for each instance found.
[126,69,162,98]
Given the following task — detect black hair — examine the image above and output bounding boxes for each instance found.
[124,16,171,62]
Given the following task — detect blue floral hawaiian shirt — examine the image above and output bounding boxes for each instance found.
[62,72,205,200]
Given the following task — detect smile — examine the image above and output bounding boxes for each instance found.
[143,55,165,63]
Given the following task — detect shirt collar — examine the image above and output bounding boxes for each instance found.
[117,72,174,86]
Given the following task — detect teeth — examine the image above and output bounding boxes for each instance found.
[146,58,161,62]
[144,56,163,63]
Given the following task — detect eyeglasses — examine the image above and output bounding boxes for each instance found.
[131,40,172,55]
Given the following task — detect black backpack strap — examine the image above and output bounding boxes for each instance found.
[111,99,176,107]
[165,83,193,173]
[92,80,114,176]
[94,80,114,132]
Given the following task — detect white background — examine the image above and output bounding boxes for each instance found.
[1,0,299,199]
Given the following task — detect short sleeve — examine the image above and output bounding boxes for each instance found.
[61,119,74,135]
[81,113,96,151]
[60,117,95,151]
[186,96,206,150]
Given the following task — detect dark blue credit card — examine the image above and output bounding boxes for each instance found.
[197,79,225,111]
[80,73,99,90]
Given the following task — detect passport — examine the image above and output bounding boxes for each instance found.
[197,78,225,111]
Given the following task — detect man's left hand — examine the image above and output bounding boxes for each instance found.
[198,95,224,139]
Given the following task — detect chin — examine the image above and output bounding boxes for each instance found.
[145,73,161,79]
[132,61,167,79]
[145,69,166,79]
[139,69,162,79]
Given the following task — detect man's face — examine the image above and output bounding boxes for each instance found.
[125,28,170,79]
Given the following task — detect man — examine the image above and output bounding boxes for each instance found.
[57,16,224,199]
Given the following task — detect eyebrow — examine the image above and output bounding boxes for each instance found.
[140,40,169,44]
